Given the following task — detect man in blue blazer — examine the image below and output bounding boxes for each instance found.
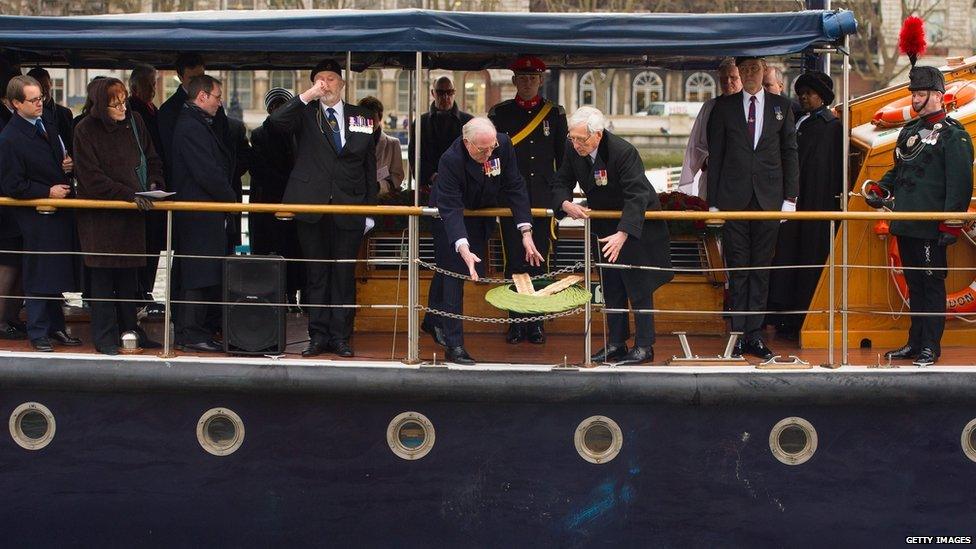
[425,117,543,364]
[0,75,80,351]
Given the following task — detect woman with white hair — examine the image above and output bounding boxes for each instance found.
[551,107,673,365]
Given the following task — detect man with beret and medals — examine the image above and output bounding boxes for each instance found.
[865,17,974,366]
[488,55,568,345]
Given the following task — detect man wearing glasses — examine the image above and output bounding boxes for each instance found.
[488,55,568,345]
[0,75,81,351]
[425,117,544,365]
[551,107,673,365]
[409,76,473,194]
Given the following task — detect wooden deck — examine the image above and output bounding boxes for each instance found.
[2,310,972,368]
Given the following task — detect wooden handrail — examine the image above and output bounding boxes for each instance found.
[0,197,974,221]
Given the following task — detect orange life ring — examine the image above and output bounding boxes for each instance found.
[871,81,976,128]
[883,207,976,316]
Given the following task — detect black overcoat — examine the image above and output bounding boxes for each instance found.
[0,113,77,294]
[409,103,474,189]
[550,131,673,293]
[266,97,378,229]
[429,133,531,275]
[170,105,235,290]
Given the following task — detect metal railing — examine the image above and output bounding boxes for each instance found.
[1,196,974,367]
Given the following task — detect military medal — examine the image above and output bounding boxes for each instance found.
[594,169,608,186]
[348,115,374,134]
[774,106,784,121]
[907,135,918,147]
[543,120,550,136]
[933,123,942,130]
[484,158,501,177]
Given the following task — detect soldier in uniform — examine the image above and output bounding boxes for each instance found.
[488,55,568,344]
[866,65,974,366]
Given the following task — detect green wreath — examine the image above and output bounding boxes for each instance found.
[485,279,591,314]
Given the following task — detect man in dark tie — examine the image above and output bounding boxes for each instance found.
[707,56,799,360]
[0,75,81,351]
[267,59,378,358]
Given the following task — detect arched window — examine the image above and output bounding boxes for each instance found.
[632,71,664,114]
[227,70,254,111]
[397,70,412,115]
[685,72,716,102]
[578,71,596,107]
[269,70,297,94]
[356,70,380,101]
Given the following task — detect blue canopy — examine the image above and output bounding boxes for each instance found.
[0,9,857,70]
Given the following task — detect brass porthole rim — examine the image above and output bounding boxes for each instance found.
[961,418,976,463]
[769,416,818,466]
[196,407,245,457]
[9,402,56,451]
[574,415,623,464]
[387,411,435,461]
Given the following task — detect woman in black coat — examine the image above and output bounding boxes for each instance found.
[767,71,843,339]
[73,77,163,355]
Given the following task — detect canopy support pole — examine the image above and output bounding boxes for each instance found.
[345,51,352,103]
[841,34,851,366]
[407,51,422,364]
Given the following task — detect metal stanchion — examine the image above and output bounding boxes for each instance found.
[583,216,592,366]
[162,210,174,357]
[841,34,851,365]
[827,219,836,367]
[406,50,423,364]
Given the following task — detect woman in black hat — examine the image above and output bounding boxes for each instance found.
[766,71,843,340]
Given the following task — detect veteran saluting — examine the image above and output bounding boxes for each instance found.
[424,117,544,365]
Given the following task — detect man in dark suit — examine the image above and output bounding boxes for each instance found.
[409,76,473,194]
[488,55,568,345]
[426,117,543,365]
[0,75,81,351]
[170,75,235,353]
[267,59,378,358]
[707,56,800,359]
[552,106,673,365]
[24,68,73,156]
[157,53,205,177]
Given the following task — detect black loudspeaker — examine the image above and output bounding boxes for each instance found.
[223,256,287,355]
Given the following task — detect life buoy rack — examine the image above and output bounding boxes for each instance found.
[873,207,976,315]
[871,81,976,128]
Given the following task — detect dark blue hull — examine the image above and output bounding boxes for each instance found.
[1,356,975,547]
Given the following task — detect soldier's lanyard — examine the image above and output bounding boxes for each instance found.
[510,101,553,146]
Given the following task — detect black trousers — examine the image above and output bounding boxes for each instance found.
[297,215,362,344]
[596,235,656,348]
[897,235,947,354]
[25,295,66,341]
[722,195,779,339]
[177,285,221,345]
[425,220,488,348]
[89,267,140,349]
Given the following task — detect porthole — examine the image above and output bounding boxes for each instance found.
[197,408,245,456]
[574,416,622,464]
[387,412,435,460]
[9,402,56,451]
[769,417,818,466]
[961,419,976,463]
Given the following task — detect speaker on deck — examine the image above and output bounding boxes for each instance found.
[223,256,287,355]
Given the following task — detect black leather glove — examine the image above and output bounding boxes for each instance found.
[937,232,958,246]
[133,195,154,211]
[864,196,885,209]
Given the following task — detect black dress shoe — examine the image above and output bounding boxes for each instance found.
[527,323,545,345]
[180,340,222,353]
[0,322,26,340]
[446,345,476,365]
[913,347,937,366]
[96,345,120,356]
[744,338,774,360]
[30,337,53,352]
[330,340,354,358]
[884,344,919,360]
[616,346,654,365]
[591,344,628,363]
[301,340,327,357]
[49,329,82,346]
[731,339,745,358]
[505,324,525,344]
[421,321,448,347]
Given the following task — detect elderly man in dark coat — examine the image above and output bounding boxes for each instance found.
[425,117,543,365]
[73,77,163,354]
[552,106,673,365]
[170,75,235,353]
[0,75,80,351]
[767,71,843,340]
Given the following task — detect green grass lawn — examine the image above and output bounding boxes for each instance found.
[640,150,684,170]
